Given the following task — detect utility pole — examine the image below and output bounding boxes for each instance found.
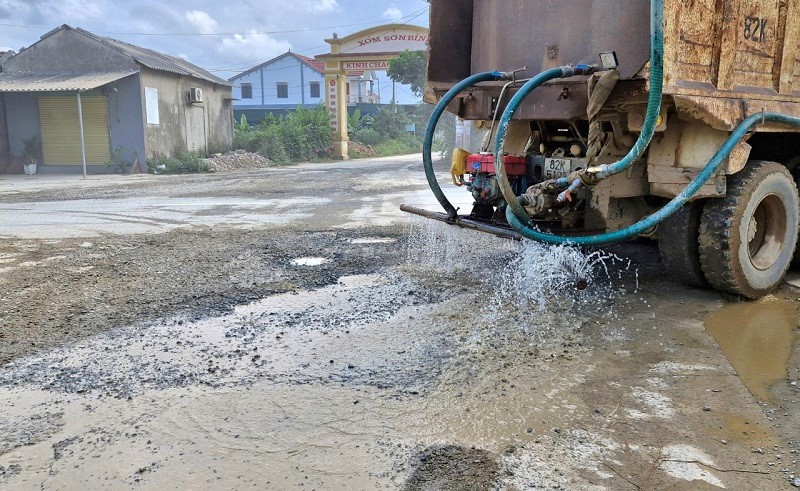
[392,80,397,113]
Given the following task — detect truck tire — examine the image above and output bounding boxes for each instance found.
[793,171,800,268]
[658,201,708,288]
[699,161,799,299]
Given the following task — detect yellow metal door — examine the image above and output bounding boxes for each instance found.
[39,95,111,165]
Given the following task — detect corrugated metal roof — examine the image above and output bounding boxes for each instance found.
[0,50,15,65]
[99,36,230,86]
[0,71,137,92]
[30,26,229,87]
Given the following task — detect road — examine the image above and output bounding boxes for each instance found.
[0,154,798,489]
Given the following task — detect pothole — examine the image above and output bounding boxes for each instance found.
[350,237,398,244]
[291,257,330,266]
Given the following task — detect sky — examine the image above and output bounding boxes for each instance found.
[0,0,430,103]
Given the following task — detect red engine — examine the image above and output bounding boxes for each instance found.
[467,153,527,176]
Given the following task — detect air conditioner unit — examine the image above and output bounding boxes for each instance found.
[187,87,203,103]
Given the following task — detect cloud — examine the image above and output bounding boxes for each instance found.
[185,10,218,34]
[296,0,339,14]
[217,30,292,65]
[383,5,402,21]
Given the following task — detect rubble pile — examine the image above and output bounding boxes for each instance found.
[349,141,378,158]
[205,150,272,172]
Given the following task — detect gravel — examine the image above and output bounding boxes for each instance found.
[205,150,272,172]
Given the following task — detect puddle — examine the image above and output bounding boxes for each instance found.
[705,298,799,403]
[350,237,397,244]
[711,412,774,445]
[290,256,330,266]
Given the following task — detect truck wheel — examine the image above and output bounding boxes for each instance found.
[658,201,708,288]
[793,170,800,268]
[699,161,799,299]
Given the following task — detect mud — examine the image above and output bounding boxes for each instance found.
[0,156,799,489]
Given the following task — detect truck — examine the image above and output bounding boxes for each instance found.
[403,0,800,299]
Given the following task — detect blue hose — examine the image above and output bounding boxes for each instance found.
[489,0,686,246]
[492,67,583,227]
[505,112,800,246]
[593,0,664,179]
[495,0,664,224]
[423,71,508,218]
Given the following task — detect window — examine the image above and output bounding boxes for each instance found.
[145,87,159,125]
[277,83,288,99]
[309,82,321,99]
[241,83,253,99]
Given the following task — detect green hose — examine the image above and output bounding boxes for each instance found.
[505,112,800,246]
[592,0,664,179]
[492,67,591,226]
[490,0,679,245]
[423,71,509,218]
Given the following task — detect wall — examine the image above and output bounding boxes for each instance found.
[231,55,325,109]
[107,73,146,170]
[4,92,40,158]
[140,68,233,159]
[0,93,9,169]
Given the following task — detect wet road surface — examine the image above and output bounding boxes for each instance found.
[0,155,798,489]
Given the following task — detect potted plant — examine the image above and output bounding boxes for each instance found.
[22,137,41,175]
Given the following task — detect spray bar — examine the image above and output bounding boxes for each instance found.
[400,205,522,241]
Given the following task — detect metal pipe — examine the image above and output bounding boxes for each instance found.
[77,91,87,179]
[400,204,521,240]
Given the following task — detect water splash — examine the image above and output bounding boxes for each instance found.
[405,216,516,271]
[404,217,635,320]
[491,240,630,313]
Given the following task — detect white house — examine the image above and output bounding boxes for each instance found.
[229,51,380,122]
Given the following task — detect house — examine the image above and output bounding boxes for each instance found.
[229,51,379,124]
[0,25,233,175]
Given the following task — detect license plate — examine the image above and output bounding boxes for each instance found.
[544,158,571,180]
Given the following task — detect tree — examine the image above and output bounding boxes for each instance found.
[387,50,428,98]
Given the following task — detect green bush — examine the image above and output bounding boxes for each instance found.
[234,105,332,164]
[255,127,289,164]
[371,109,413,140]
[352,127,384,147]
[233,130,260,153]
[147,151,209,174]
[375,137,422,157]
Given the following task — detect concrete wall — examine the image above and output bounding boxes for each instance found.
[107,74,146,170]
[0,93,9,170]
[4,28,137,73]
[5,92,39,159]
[231,55,325,109]
[140,68,233,159]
